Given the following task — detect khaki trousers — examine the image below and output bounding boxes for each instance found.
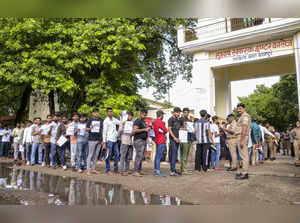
[237,136,249,174]
[251,145,257,165]
[294,140,300,164]
[264,140,274,159]
[227,138,238,168]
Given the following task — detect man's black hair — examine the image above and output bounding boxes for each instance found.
[47,114,52,118]
[127,111,134,116]
[140,109,148,114]
[33,117,41,121]
[237,103,245,108]
[212,116,218,122]
[106,108,113,112]
[200,110,207,118]
[183,107,189,112]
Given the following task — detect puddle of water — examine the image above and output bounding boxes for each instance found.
[0,163,190,206]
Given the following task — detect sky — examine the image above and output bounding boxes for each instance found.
[139,76,280,110]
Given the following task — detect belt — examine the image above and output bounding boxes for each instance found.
[227,137,237,140]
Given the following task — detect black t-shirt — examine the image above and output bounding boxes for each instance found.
[168,116,184,140]
[86,118,103,141]
[181,117,195,142]
[133,118,148,141]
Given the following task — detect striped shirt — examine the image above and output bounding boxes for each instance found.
[194,118,211,144]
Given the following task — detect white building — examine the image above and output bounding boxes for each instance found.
[177,18,300,118]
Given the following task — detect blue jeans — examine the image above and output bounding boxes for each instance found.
[50,143,57,166]
[25,142,31,161]
[155,144,166,172]
[77,141,88,170]
[31,142,43,164]
[170,140,179,173]
[57,144,66,166]
[106,141,119,173]
[210,143,221,168]
[0,142,3,157]
[259,145,265,161]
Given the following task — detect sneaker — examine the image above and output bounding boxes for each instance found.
[227,168,237,172]
[42,162,46,167]
[78,169,83,173]
[155,172,166,177]
[63,165,67,170]
[170,172,179,176]
[235,173,242,179]
[26,161,30,166]
[236,173,249,180]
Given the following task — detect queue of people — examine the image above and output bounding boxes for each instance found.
[0,103,299,181]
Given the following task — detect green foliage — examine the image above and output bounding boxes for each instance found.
[0,18,193,119]
[238,74,298,131]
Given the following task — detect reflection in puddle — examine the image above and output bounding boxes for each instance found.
[0,164,188,205]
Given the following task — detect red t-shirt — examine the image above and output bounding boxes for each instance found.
[153,118,168,145]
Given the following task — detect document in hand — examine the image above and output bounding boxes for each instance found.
[78,123,86,136]
[91,121,100,133]
[124,121,133,134]
[66,125,75,136]
[57,135,68,147]
[186,122,194,133]
[179,130,188,143]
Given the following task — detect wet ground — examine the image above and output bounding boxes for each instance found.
[0,163,187,205]
[0,155,299,205]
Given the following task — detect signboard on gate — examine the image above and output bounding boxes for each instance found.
[209,38,294,67]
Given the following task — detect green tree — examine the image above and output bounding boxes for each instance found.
[0,18,194,120]
[238,74,298,131]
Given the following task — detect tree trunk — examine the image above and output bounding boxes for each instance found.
[15,85,32,124]
[48,90,55,115]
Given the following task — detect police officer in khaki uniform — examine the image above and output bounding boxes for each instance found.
[235,103,251,180]
[222,114,237,171]
[292,121,300,166]
[265,123,275,161]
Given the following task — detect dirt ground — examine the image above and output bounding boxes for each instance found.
[1,155,300,205]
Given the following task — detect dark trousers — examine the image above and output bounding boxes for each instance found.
[2,142,10,157]
[43,143,51,165]
[291,142,295,157]
[170,140,179,173]
[195,143,210,171]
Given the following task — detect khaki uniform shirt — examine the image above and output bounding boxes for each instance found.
[292,127,300,141]
[235,112,251,137]
[265,126,275,143]
[227,120,237,140]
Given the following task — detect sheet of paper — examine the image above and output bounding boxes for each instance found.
[57,135,68,147]
[186,122,194,133]
[41,125,50,135]
[66,124,75,136]
[123,121,133,134]
[179,130,188,143]
[91,121,100,133]
[78,123,86,136]
[19,145,24,152]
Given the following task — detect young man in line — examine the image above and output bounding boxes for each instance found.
[264,122,275,161]
[180,108,194,175]
[168,107,184,176]
[86,108,103,176]
[132,109,150,177]
[1,125,11,158]
[55,115,68,170]
[249,118,262,166]
[76,114,89,173]
[41,115,53,167]
[102,108,120,175]
[118,111,134,176]
[210,116,222,171]
[0,122,4,158]
[69,113,79,171]
[194,110,214,173]
[235,103,251,180]
[50,113,61,168]
[12,123,23,162]
[31,118,44,165]
[257,121,274,163]
[22,120,33,165]
[153,110,168,177]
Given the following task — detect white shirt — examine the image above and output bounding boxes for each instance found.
[259,125,275,143]
[2,129,11,142]
[50,121,59,144]
[211,123,220,143]
[102,117,120,142]
[22,126,33,144]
